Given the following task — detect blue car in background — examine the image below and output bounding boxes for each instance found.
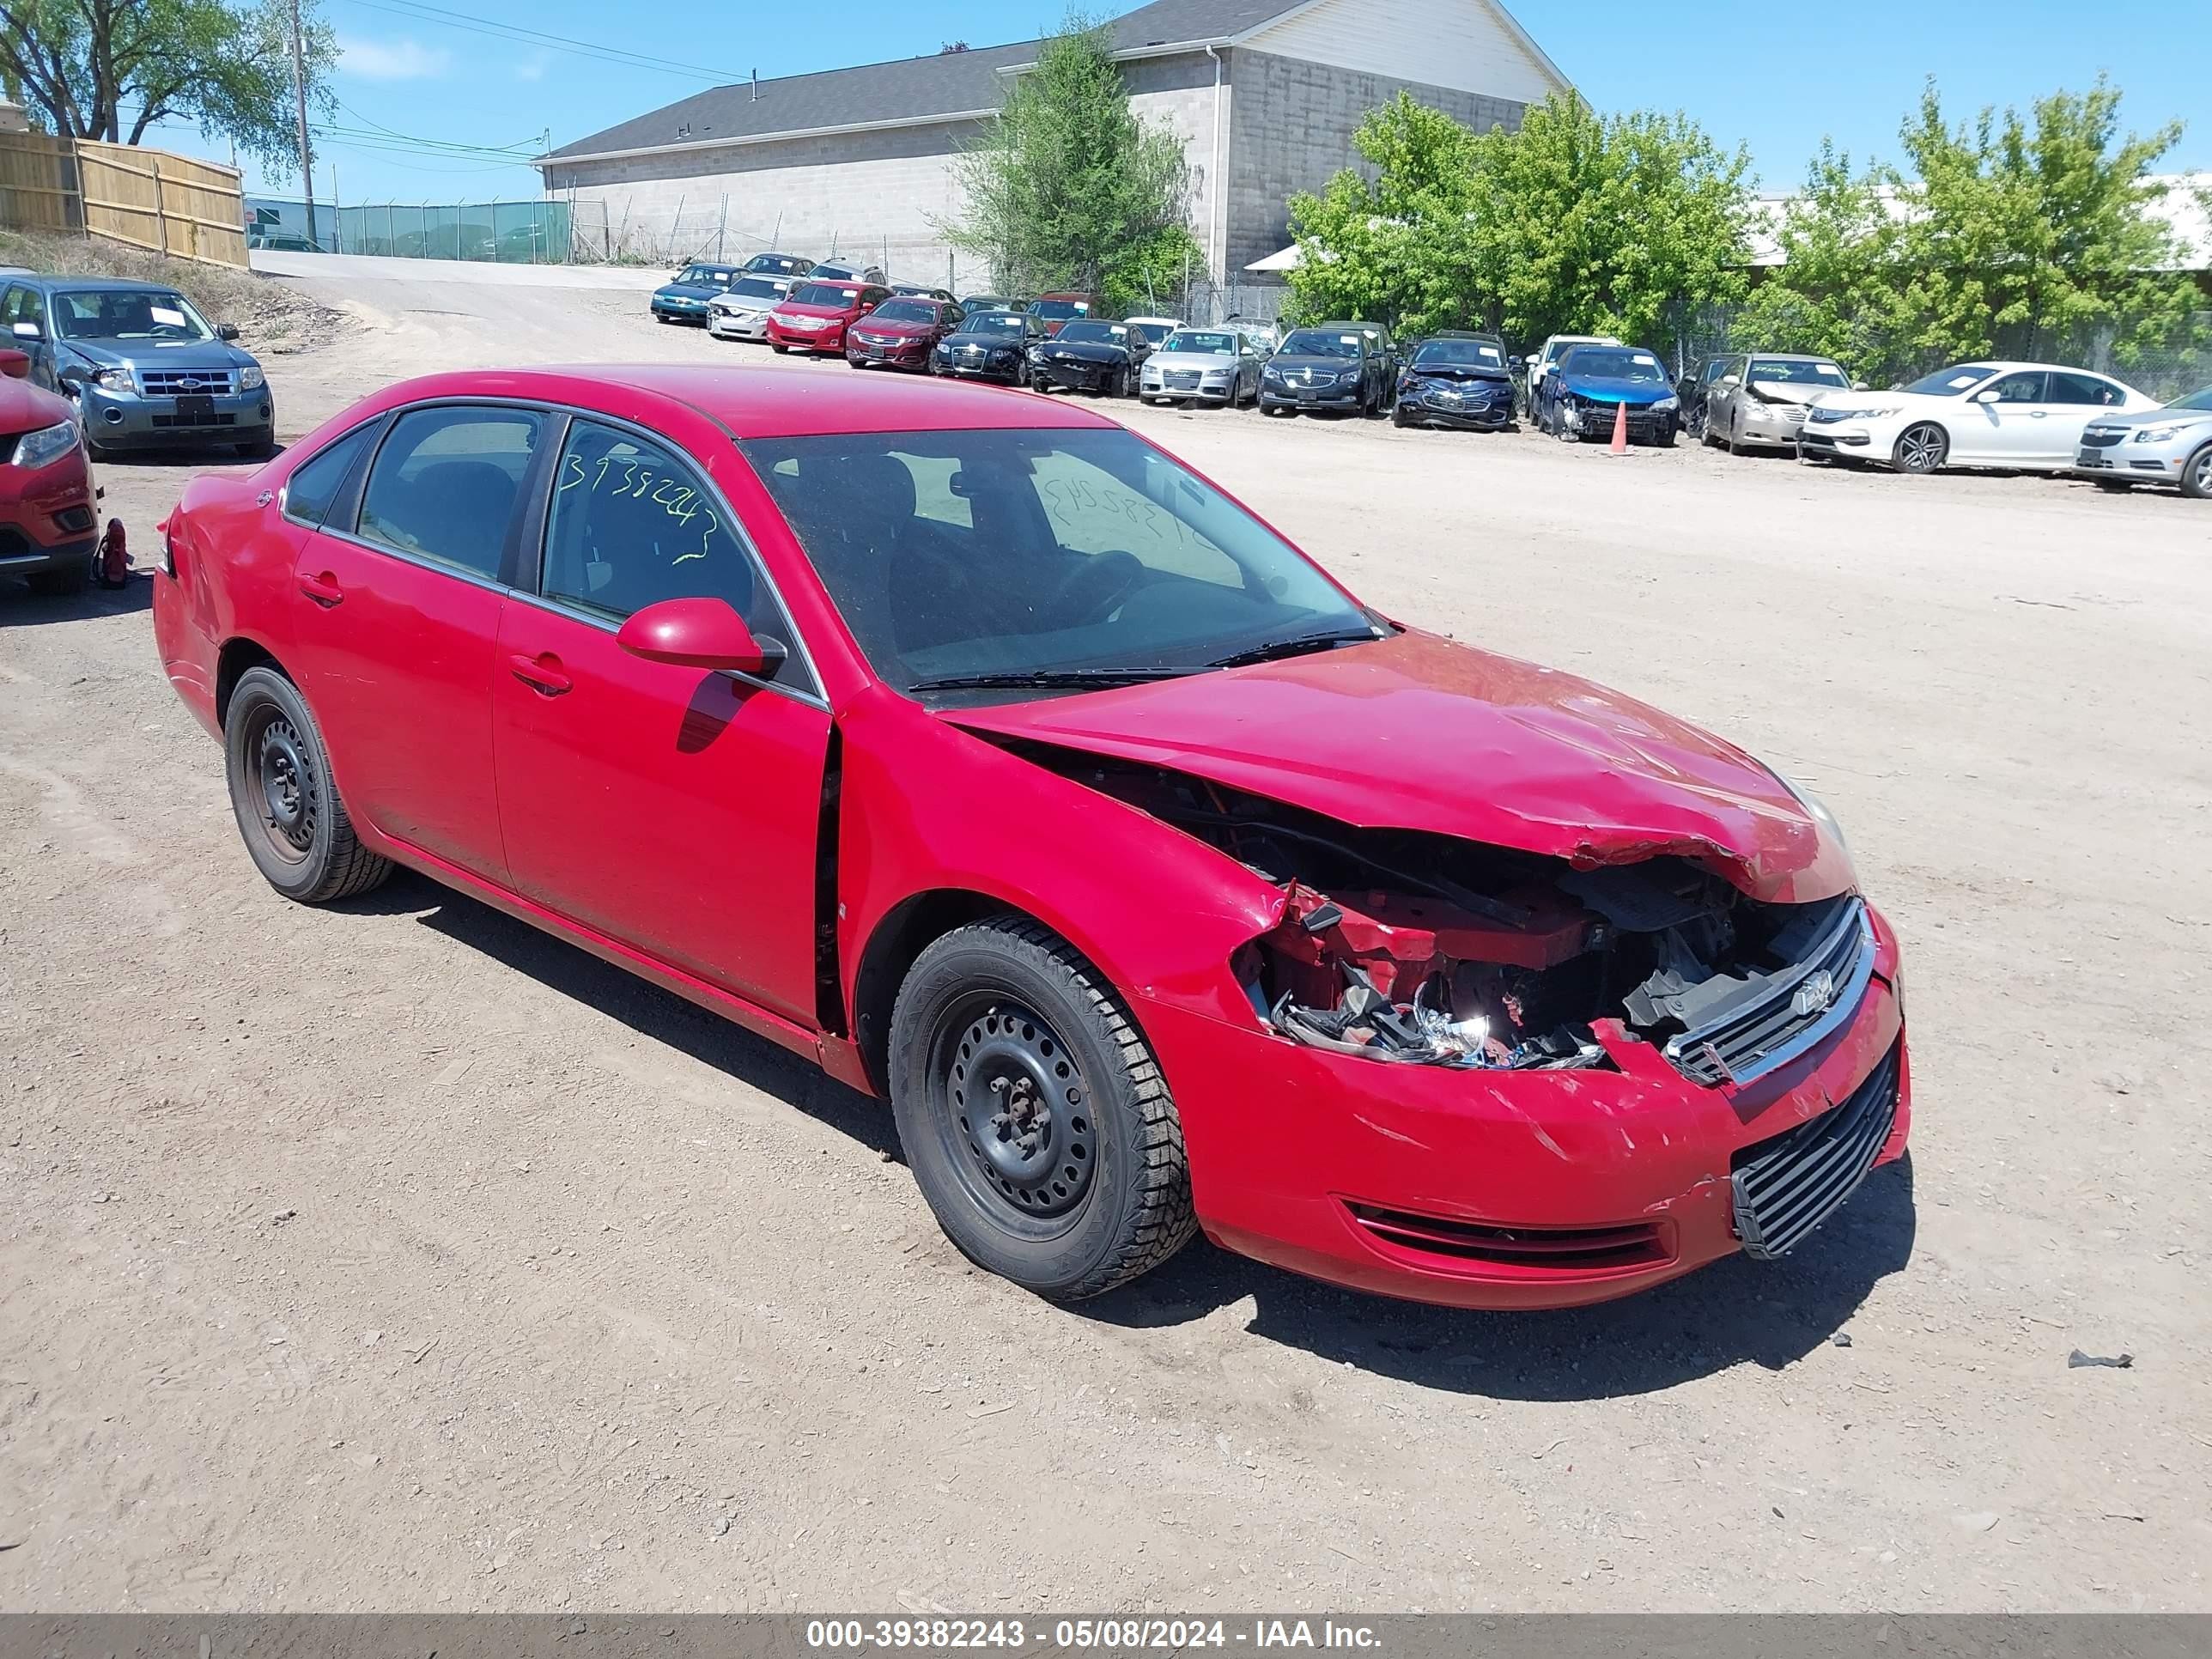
[651,262,744,325]
[1535,342,1681,446]
[3,274,274,459]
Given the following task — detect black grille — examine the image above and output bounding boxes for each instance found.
[1732,1041,1900,1259]
[151,411,236,428]
[2080,428,2127,447]
[1668,897,1873,1086]
[1347,1204,1671,1273]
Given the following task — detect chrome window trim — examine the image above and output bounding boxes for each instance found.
[1662,897,1877,1087]
[501,586,828,711]
[351,400,550,583]
[307,522,514,598]
[532,407,827,706]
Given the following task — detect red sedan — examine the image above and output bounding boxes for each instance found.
[765,279,890,356]
[153,367,1911,1309]
[845,297,964,373]
[0,346,100,595]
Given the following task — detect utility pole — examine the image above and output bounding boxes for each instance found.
[287,0,317,249]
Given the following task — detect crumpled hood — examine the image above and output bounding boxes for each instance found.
[62,337,253,374]
[1559,370,1672,404]
[1408,364,1510,384]
[0,370,74,435]
[1039,341,1128,364]
[944,628,1851,903]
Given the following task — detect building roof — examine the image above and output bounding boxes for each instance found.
[539,0,1504,167]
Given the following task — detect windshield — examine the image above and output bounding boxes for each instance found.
[1031,300,1091,320]
[867,300,939,325]
[725,276,786,301]
[790,283,865,308]
[53,289,216,343]
[746,428,1372,699]
[1902,364,1999,397]
[1055,321,1126,345]
[744,253,803,274]
[1279,330,1363,359]
[675,265,736,288]
[1560,346,1667,383]
[1163,331,1236,356]
[1413,339,1504,369]
[1749,358,1850,387]
[2168,386,2212,411]
[960,313,1029,338]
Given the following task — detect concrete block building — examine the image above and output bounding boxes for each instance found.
[533,0,1567,291]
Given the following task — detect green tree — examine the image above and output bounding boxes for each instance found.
[1287,91,1751,350]
[945,16,1199,312]
[1737,80,2203,386]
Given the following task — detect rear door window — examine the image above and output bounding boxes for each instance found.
[282,424,379,526]
[2045,372,2126,406]
[356,404,544,580]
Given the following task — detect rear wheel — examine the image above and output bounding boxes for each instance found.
[2183,441,2212,501]
[224,665,392,904]
[1893,422,1948,475]
[890,918,1195,1301]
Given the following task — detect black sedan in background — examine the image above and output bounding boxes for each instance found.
[931,308,1041,384]
[1394,332,1516,430]
[1026,319,1154,396]
[1259,325,1395,416]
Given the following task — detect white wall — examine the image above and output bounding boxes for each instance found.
[1239,0,1565,107]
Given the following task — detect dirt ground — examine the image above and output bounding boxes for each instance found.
[3,261,2208,1614]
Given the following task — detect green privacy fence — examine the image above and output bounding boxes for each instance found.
[333,200,575,264]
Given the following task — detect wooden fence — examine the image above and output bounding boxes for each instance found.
[0,132,248,268]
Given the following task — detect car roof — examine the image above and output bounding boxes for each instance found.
[1742,351,1838,362]
[367,365,1116,441]
[18,275,185,293]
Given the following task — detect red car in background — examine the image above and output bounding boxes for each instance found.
[0,345,99,596]
[153,366,1911,1310]
[766,279,890,356]
[1029,293,1106,337]
[846,297,965,373]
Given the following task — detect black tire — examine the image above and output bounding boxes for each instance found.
[224,665,392,904]
[27,556,90,596]
[1390,403,1409,428]
[889,917,1195,1301]
[2093,479,2134,492]
[1030,375,1050,394]
[1725,412,1743,456]
[234,431,277,461]
[1893,422,1948,475]
[770,343,788,355]
[2182,441,2212,501]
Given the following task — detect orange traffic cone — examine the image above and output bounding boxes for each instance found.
[1608,400,1628,455]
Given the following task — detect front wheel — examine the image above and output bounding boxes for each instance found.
[224,665,392,904]
[1893,422,1948,475]
[770,343,788,355]
[2182,441,2212,501]
[890,918,1196,1301]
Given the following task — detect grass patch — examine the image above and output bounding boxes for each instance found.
[0,229,348,356]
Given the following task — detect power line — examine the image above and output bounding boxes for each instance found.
[343,0,745,83]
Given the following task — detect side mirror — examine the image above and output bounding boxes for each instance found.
[1852,380,1869,392]
[1720,374,1741,386]
[617,597,784,676]
[0,348,27,380]
[1972,387,2001,404]
[11,319,41,341]
[217,323,240,341]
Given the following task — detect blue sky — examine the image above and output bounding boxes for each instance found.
[153,0,2209,206]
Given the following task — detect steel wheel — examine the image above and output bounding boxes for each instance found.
[1893,422,1948,475]
[931,994,1097,1229]
[244,706,319,866]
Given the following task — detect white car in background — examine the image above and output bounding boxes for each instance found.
[1796,361,2159,475]
[1525,332,1620,410]
[707,273,798,342]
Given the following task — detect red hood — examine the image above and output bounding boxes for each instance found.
[0,373,75,437]
[944,628,1851,903]
[776,301,863,320]
[854,318,937,337]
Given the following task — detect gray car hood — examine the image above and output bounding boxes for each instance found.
[1147,349,1240,372]
[2082,404,2212,430]
[61,337,258,374]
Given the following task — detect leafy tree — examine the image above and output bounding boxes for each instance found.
[946,15,1197,311]
[1287,91,1751,349]
[1737,80,2203,386]
[0,0,333,174]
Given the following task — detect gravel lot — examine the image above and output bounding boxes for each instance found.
[3,261,2208,1613]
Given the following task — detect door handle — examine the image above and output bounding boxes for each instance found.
[2028,410,2048,418]
[296,570,343,606]
[507,652,572,696]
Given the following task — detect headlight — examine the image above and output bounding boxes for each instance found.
[14,418,79,470]
[1026,346,1044,362]
[1653,395,1679,411]
[93,367,134,392]
[239,365,265,391]
[1262,367,1284,382]
[2133,425,2185,443]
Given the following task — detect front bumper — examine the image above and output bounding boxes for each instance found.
[1561,401,1676,443]
[651,298,712,323]
[1144,905,1910,1310]
[1734,403,1809,447]
[2073,434,2197,483]
[1261,384,1360,412]
[79,385,273,450]
[1146,373,1237,403]
[937,354,1024,383]
[1796,424,1875,458]
[0,443,98,566]
[847,337,933,371]
[768,319,846,351]
[708,311,773,340]
[1032,360,1121,392]
[1400,386,1512,428]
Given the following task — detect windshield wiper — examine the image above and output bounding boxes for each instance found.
[906,667,1195,694]
[1206,629,1381,670]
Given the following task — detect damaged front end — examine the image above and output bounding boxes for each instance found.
[1006,742,1871,1084]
